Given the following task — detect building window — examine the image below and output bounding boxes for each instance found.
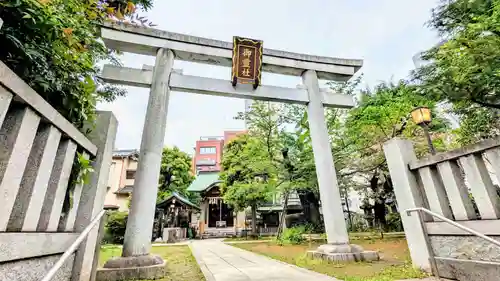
[199,146,216,154]
[126,170,136,179]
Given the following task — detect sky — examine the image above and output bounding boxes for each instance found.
[97,0,442,155]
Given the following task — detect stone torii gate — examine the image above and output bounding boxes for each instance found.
[98,23,378,279]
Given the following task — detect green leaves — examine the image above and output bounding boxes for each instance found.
[220,134,276,210]
[413,0,500,143]
[157,146,195,202]
[0,0,154,129]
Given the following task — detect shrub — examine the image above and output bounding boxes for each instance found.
[105,211,128,244]
[385,212,403,232]
[101,225,113,245]
[278,226,306,245]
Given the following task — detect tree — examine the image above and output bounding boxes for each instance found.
[340,81,451,230]
[235,102,297,234]
[415,0,500,109]
[452,101,500,145]
[220,134,275,235]
[413,0,500,144]
[0,0,153,128]
[157,146,195,203]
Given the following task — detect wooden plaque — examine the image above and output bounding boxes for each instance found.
[231,36,263,89]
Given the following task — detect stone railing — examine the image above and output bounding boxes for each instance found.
[0,58,117,281]
[384,137,500,279]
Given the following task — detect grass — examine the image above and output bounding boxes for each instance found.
[231,238,429,281]
[223,236,274,242]
[99,245,205,281]
[223,232,405,243]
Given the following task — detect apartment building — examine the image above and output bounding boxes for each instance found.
[191,130,247,174]
[104,149,139,211]
[191,136,224,174]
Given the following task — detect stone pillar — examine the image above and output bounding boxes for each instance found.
[121,48,174,257]
[302,70,378,262]
[383,138,432,272]
[71,111,117,281]
[200,201,207,226]
[302,70,348,244]
[99,48,173,281]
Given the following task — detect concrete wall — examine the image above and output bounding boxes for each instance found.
[115,194,130,211]
[0,254,75,281]
[104,156,138,211]
[431,233,500,280]
[430,235,500,261]
[104,159,123,209]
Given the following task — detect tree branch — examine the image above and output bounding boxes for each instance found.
[339,160,386,177]
[471,98,500,109]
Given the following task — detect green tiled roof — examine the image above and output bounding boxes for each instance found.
[156,192,200,210]
[186,172,221,192]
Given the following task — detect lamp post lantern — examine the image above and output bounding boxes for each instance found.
[411,106,436,155]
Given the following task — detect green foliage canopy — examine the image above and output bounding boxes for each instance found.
[220,134,275,211]
[416,0,500,109]
[157,146,195,202]
[339,81,450,226]
[414,0,500,144]
[0,0,152,128]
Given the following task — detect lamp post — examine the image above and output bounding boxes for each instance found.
[411,106,436,155]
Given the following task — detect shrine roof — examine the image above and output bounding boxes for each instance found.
[156,192,200,210]
[115,185,133,194]
[112,149,139,158]
[186,172,221,192]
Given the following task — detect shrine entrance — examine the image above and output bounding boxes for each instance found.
[208,200,234,228]
[205,185,234,228]
[99,22,377,263]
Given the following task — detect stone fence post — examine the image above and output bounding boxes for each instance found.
[71,111,118,281]
[383,138,432,271]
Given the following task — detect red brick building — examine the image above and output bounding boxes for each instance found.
[191,130,247,174]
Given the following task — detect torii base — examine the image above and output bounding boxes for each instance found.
[307,243,380,262]
[97,255,166,281]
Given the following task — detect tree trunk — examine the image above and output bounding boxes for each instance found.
[251,203,257,236]
[305,191,321,228]
[298,190,321,226]
[277,192,290,238]
[370,171,387,231]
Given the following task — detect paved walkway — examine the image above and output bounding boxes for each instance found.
[189,239,340,281]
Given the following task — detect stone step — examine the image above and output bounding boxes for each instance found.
[435,257,500,281]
